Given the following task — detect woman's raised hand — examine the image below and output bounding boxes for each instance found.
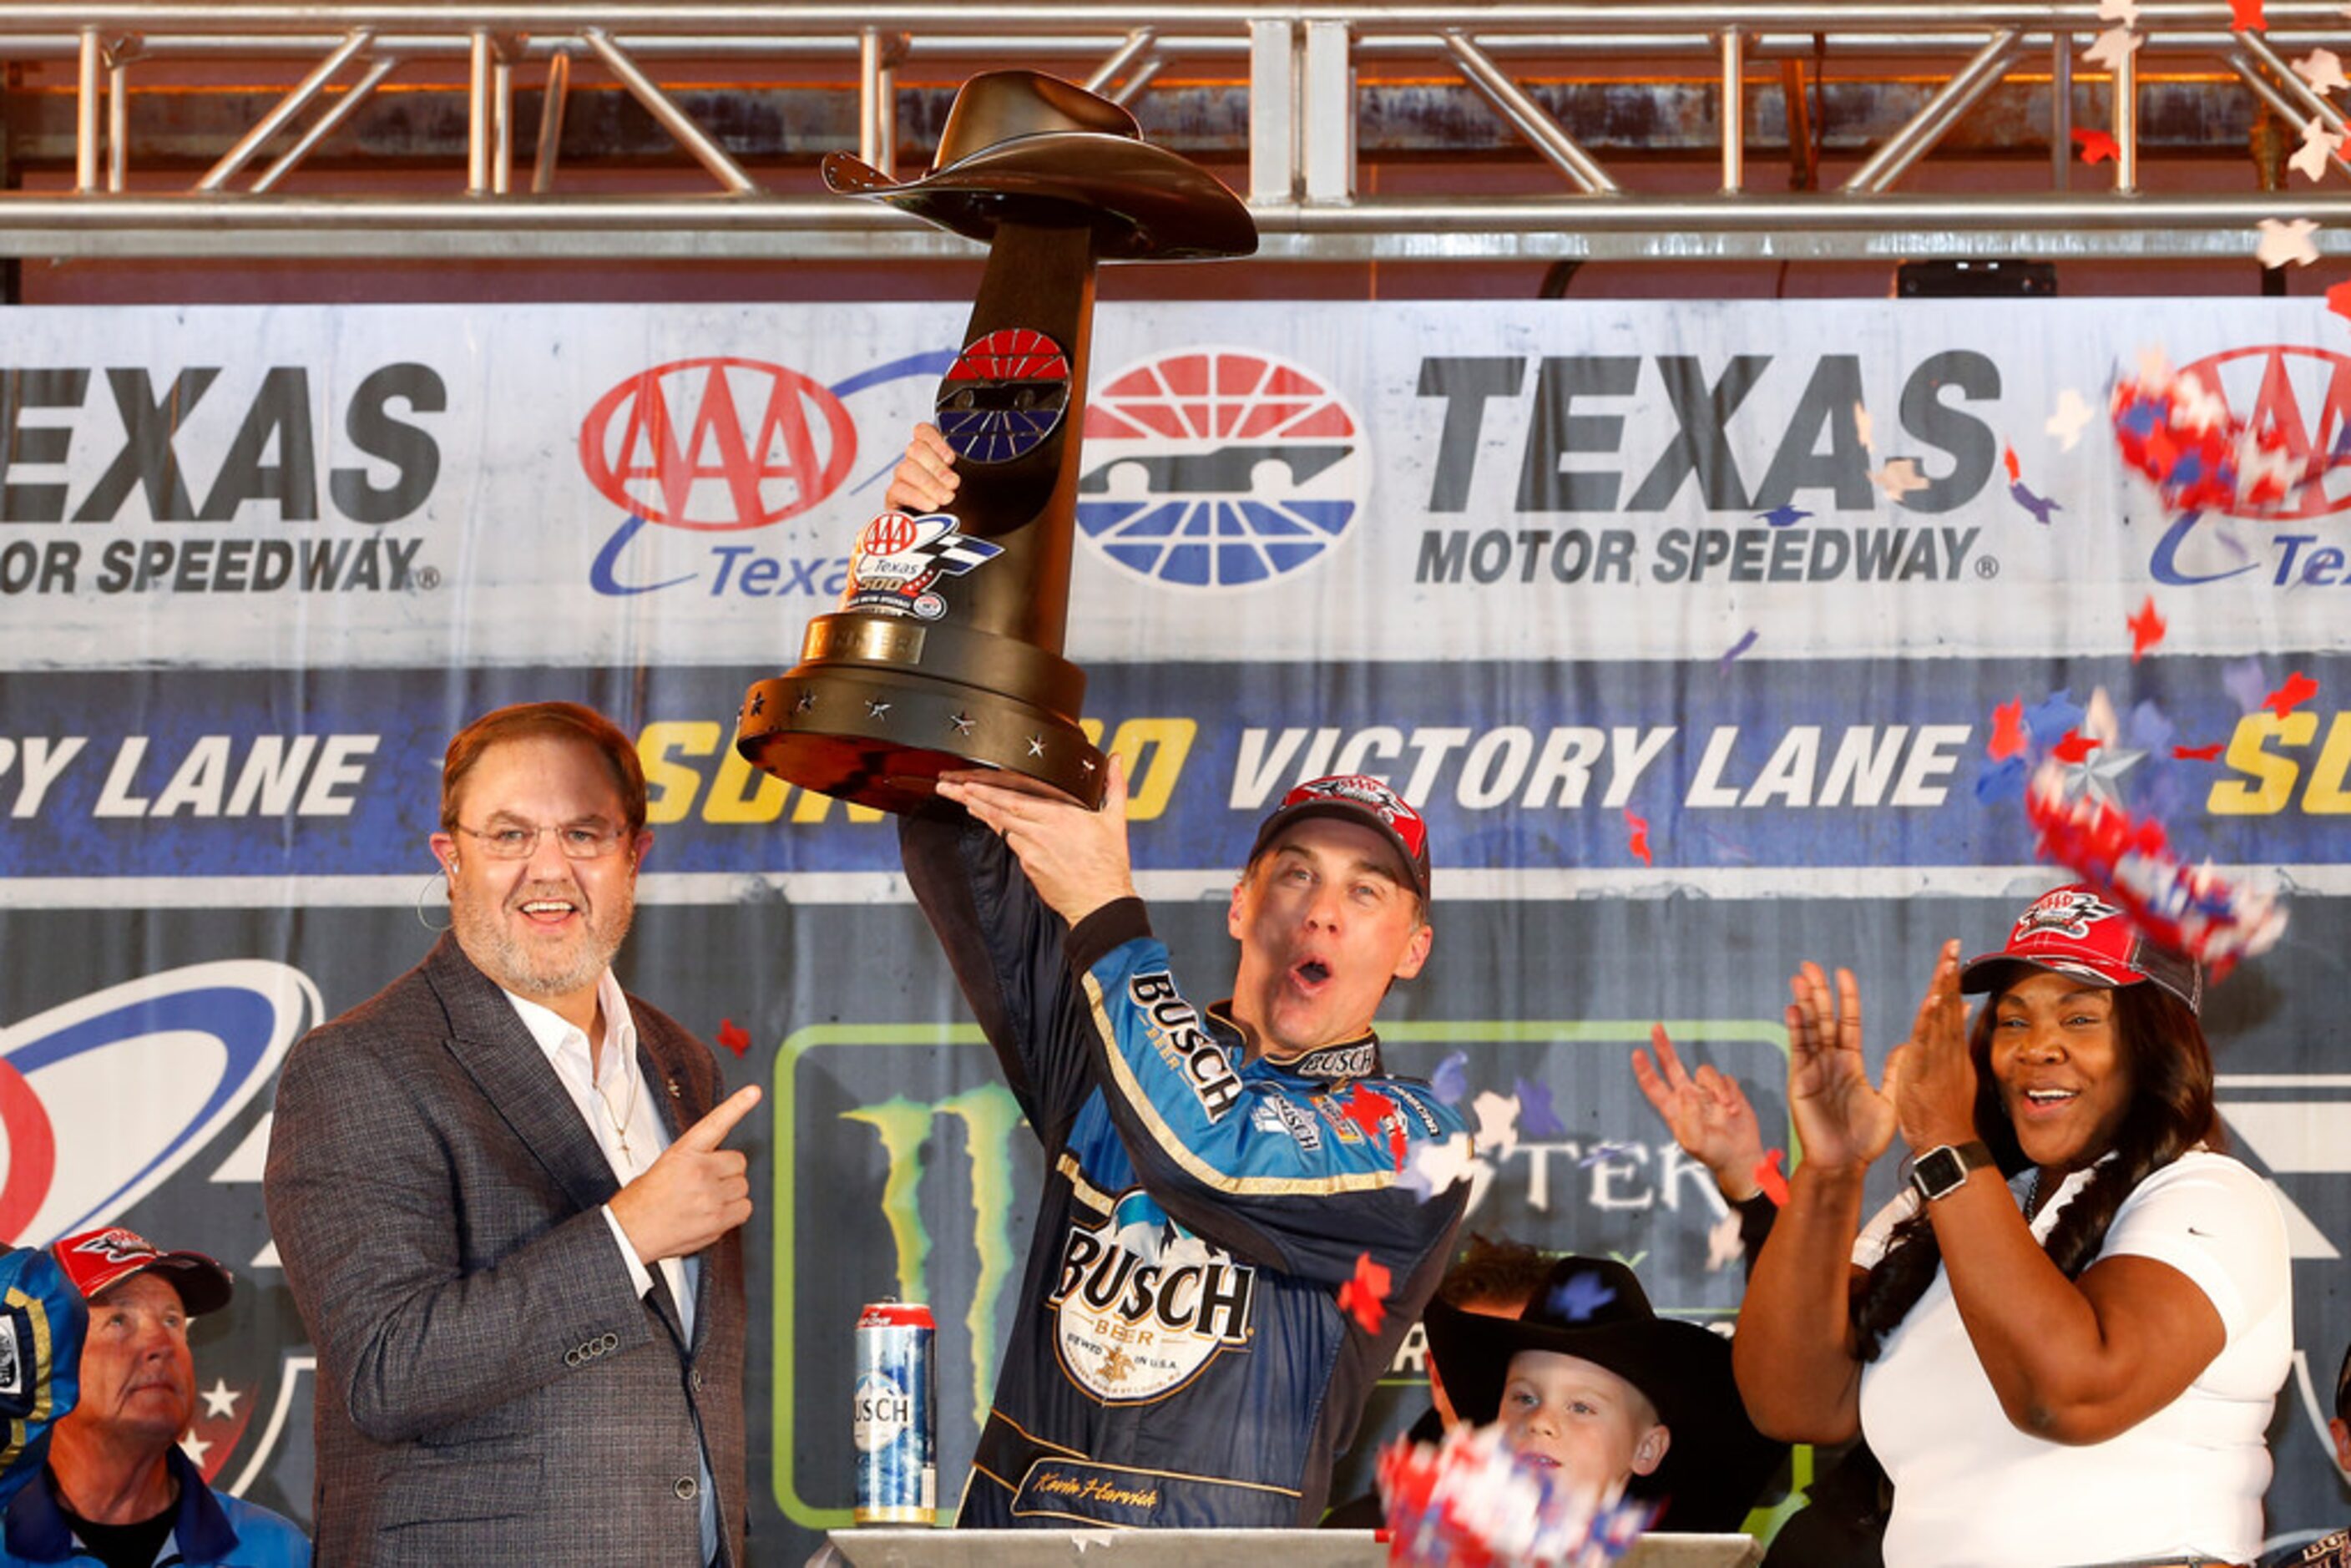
[1884,939,1981,1154]
[1785,961,1898,1172]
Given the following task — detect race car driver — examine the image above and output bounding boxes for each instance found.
[902,751,1471,1530]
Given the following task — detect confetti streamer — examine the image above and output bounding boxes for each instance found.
[1752,1149,1790,1206]
[2071,127,2121,164]
[2264,670,2319,718]
[2025,761,2287,982]
[1989,698,2029,761]
[2126,596,2167,661]
[1338,1252,1391,1335]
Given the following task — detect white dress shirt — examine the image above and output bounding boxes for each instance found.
[501,969,719,1564]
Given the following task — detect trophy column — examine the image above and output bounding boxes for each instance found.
[733,68,1255,815]
[736,220,1102,814]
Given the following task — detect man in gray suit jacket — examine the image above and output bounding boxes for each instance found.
[264,701,760,1565]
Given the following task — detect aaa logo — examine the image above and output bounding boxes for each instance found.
[579,357,857,531]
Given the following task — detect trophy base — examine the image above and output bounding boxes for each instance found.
[736,663,1105,816]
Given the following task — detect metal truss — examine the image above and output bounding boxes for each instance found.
[9,3,2351,261]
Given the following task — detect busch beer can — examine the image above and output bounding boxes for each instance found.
[853,1301,936,1525]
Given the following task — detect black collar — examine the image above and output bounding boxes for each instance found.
[7,1449,239,1563]
[1206,1003,1384,1084]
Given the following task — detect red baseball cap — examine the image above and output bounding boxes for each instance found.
[53,1227,234,1317]
[1960,884,2203,1015]
[1246,774,1432,902]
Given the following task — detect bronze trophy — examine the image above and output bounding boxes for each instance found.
[735,71,1256,812]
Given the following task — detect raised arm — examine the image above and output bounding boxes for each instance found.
[884,422,959,513]
[935,759,1469,1286]
[1633,1023,1768,1202]
[1635,1024,1778,1272]
[1731,962,1894,1444]
[1889,946,2234,1444]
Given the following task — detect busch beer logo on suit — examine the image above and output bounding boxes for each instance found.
[1049,1191,1256,1404]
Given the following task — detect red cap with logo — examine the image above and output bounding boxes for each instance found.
[53,1227,234,1317]
[1959,884,2204,1015]
[1246,774,1433,902]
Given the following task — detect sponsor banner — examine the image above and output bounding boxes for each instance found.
[3,655,2347,879]
[6,302,2351,669]
[8,894,2350,1561]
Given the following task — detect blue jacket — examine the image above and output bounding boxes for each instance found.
[1,1449,310,1567]
[904,813,1470,1529]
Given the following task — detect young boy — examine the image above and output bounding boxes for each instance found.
[1423,1254,1782,1532]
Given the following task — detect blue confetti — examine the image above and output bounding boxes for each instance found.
[2222,655,2271,715]
[1756,504,1812,528]
[2126,699,2175,754]
[2135,766,2188,827]
[1720,629,1759,668]
[1550,1269,1618,1323]
[1974,756,2027,804]
[1579,1141,1638,1169]
[1429,1050,1469,1106]
[1515,1077,1567,1139]
[2008,481,2063,525]
[2024,688,2084,746]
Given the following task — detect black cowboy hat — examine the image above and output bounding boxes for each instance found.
[1423,1256,1787,1533]
[822,69,1256,261]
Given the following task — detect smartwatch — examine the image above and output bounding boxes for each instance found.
[1907,1140,1995,1202]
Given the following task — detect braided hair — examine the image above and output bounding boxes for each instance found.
[1849,979,2221,1361]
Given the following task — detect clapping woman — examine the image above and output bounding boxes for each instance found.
[1732,887,2290,1567]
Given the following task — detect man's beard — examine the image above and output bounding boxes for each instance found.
[451,880,633,1000]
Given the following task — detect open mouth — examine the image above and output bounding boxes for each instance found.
[1292,959,1330,988]
[2017,1086,2080,1114]
[517,898,580,926]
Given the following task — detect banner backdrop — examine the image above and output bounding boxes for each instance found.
[5,300,2350,1560]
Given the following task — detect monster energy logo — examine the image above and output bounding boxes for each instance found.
[840,1084,1024,1432]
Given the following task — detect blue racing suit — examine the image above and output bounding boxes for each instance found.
[902,811,1470,1529]
[1,1450,311,1567]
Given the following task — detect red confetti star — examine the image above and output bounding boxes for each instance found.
[2231,0,2264,30]
[715,1019,751,1057]
[2071,128,2120,165]
[1625,807,1652,866]
[2126,596,2167,663]
[2002,444,2022,483]
[1752,1149,1790,1206]
[1337,1252,1392,1336]
[2172,742,2227,761]
[2328,278,2351,328]
[2264,670,2319,718]
[1988,696,2028,761]
[2051,729,2104,763]
[1342,1084,1407,1171]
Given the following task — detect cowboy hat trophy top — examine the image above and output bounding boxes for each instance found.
[736,71,1256,812]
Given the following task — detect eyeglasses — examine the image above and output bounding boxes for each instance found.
[449,822,631,861]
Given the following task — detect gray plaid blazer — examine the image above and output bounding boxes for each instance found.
[263,934,748,1565]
